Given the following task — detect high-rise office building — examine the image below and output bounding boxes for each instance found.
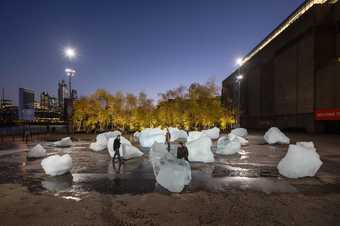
[19,88,35,121]
[71,89,78,100]
[58,80,69,108]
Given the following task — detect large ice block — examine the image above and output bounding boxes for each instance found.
[277,144,323,178]
[168,127,188,142]
[202,127,220,139]
[156,153,191,193]
[27,144,47,158]
[186,136,214,163]
[53,137,73,147]
[187,131,203,142]
[264,127,290,144]
[138,128,166,148]
[230,128,248,138]
[216,136,241,155]
[41,154,73,176]
[107,136,143,160]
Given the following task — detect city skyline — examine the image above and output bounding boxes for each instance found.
[0,0,304,104]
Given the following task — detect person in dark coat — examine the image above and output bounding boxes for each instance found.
[166,128,171,152]
[113,135,122,163]
[177,142,189,162]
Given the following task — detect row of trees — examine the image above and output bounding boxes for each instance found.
[73,80,235,133]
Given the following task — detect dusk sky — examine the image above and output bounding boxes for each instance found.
[0,0,304,104]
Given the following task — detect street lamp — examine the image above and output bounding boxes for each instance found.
[236,74,243,127]
[63,47,77,99]
[235,57,244,127]
[236,57,244,66]
[64,47,76,60]
[65,68,76,99]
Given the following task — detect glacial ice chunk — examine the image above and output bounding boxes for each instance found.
[168,127,188,142]
[264,127,290,144]
[41,154,73,176]
[186,136,214,163]
[296,141,315,149]
[187,131,203,142]
[216,136,241,155]
[53,137,73,147]
[149,142,169,176]
[277,144,323,178]
[90,131,122,151]
[27,144,47,158]
[107,136,143,160]
[228,133,249,146]
[230,128,248,138]
[202,127,220,139]
[149,143,191,192]
[89,142,106,152]
[156,153,191,193]
[139,128,166,148]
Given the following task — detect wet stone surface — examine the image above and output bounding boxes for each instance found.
[0,132,340,196]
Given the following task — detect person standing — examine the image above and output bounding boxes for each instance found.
[166,128,171,152]
[113,135,122,164]
[177,142,189,162]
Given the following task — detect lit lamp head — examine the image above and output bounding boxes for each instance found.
[64,47,77,60]
[236,74,243,81]
[65,68,76,77]
[236,57,244,66]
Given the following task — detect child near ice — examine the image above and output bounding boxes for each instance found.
[177,142,189,162]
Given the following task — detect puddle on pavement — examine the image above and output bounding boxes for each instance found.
[0,140,339,196]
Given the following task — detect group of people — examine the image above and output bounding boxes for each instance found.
[111,128,189,164]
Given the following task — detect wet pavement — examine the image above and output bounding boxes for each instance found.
[0,132,340,198]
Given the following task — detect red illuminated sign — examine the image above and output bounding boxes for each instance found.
[315,109,340,121]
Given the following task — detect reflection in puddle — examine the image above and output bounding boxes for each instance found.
[60,196,81,202]
[42,174,73,192]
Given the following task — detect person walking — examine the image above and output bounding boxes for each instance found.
[113,135,122,164]
[166,128,171,152]
[177,142,189,162]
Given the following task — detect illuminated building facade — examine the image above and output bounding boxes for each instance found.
[222,0,340,132]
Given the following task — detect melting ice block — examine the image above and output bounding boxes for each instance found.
[149,142,169,176]
[150,143,191,192]
[89,142,106,152]
[277,144,323,178]
[107,136,143,160]
[53,137,73,147]
[296,141,315,149]
[156,153,191,193]
[264,127,290,144]
[27,144,47,158]
[202,127,220,139]
[41,154,73,176]
[228,133,249,146]
[139,128,166,148]
[168,127,188,142]
[230,128,248,138]
[90,131,122,151]
[216,136,241,155]
[186,136,214,163]
[187,131,203,142]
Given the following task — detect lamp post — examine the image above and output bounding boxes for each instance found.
[65,68,76,99]
[63,47,77,135]
[64,47,77,99]
[236,58,244,127]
